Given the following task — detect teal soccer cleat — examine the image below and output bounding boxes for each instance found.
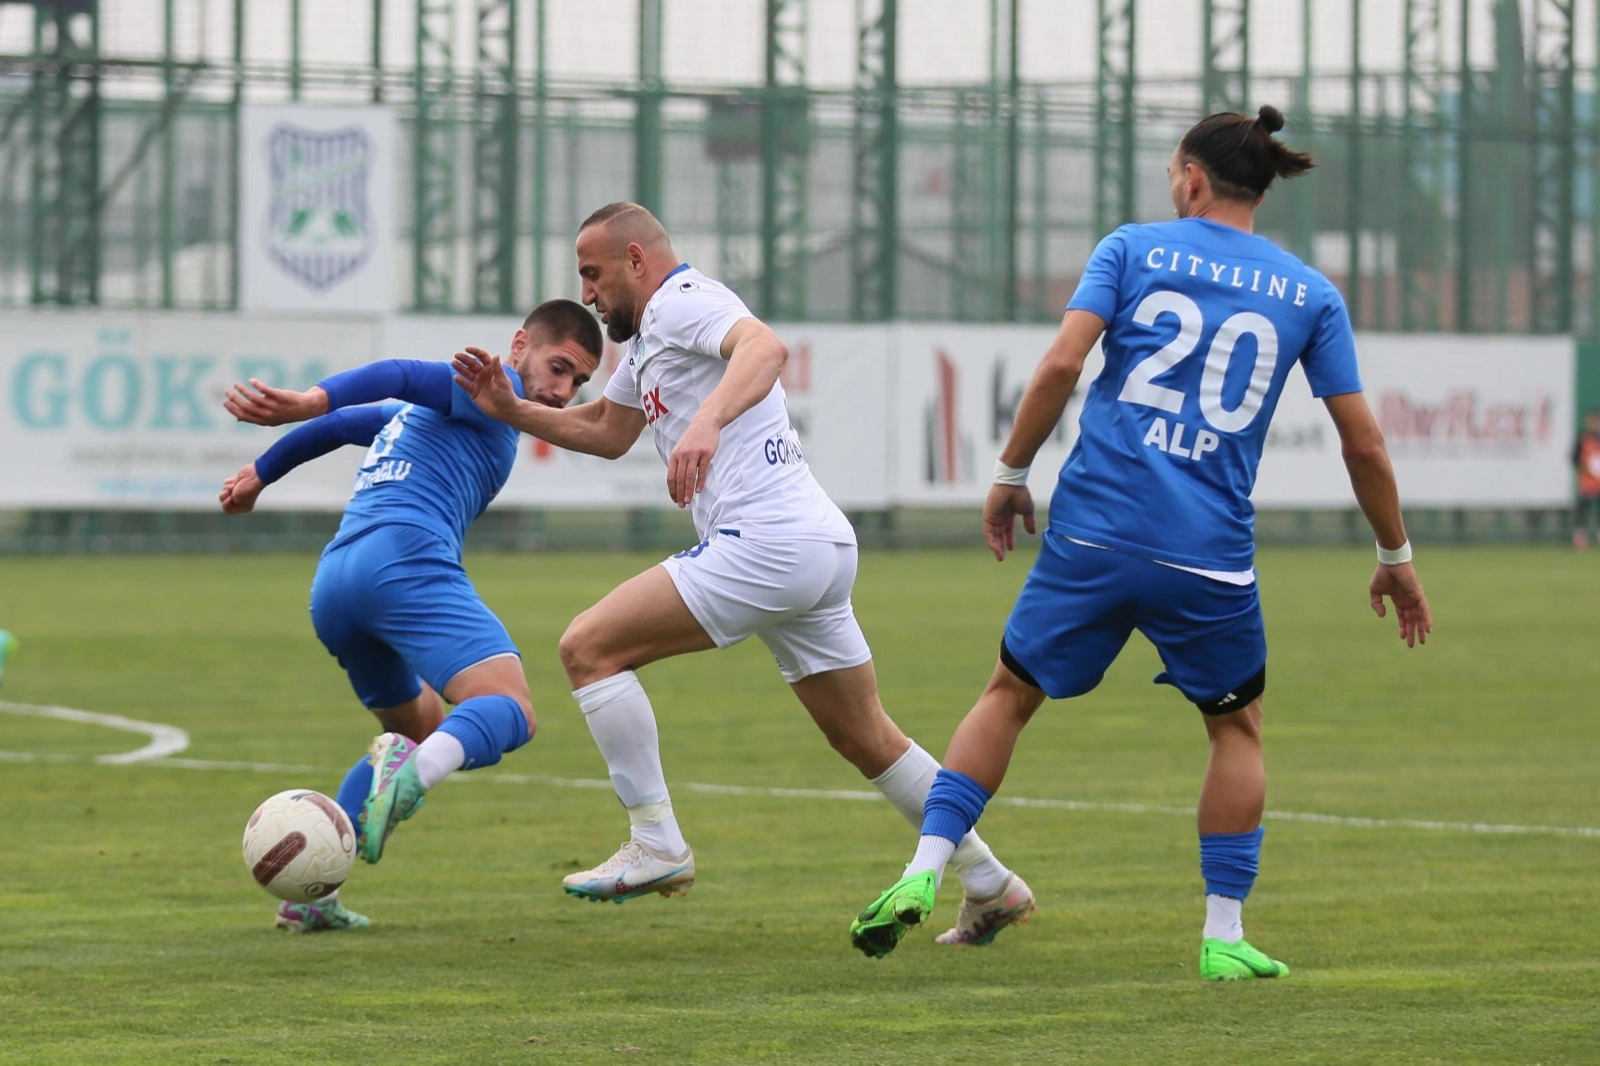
[0,630,17,689]
[274,896,371,932]
[360,733,427,864]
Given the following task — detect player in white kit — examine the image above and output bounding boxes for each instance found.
[451,202,1032,943]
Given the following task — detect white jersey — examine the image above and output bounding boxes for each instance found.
[603,265,856,545]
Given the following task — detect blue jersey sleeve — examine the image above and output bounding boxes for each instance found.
[255,402,403,484]
[1065,228,1129,321]
[1300,286,1363,398]
[318,359,455,414]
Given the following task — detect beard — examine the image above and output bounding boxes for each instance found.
[604,298,638,344]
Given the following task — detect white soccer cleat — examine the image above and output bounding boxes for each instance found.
[934,872,1036,946]
[561,840,696,903]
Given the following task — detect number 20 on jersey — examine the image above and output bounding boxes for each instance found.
[1117,289,1280,463]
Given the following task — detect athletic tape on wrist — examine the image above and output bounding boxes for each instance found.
[1376,539,1413,566]
[993,460,1030,487]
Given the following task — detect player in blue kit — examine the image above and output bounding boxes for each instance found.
[850,106,1433,977]
[219,299,602,931]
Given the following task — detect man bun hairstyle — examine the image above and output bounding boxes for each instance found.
[1178,104,1315,202]
[523,298,604,358]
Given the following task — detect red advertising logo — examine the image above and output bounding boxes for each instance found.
[923,349,972,484]
[1377,389,1554,452]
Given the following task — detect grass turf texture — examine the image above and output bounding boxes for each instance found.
[0,547,1596,1065]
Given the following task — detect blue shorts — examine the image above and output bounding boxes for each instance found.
[309,523,519,710]
[1002,532,1266,705]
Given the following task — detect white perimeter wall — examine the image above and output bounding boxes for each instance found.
[0,311,1573,511]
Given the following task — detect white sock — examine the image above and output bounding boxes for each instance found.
[413,732,466,790]
[1203,894,1245,942]
[870,742,1012,899]
[573,671,688,858]
[905,835,957,887]
[626,800,689,859]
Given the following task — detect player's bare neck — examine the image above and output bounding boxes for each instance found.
[642,258,685,296]
[1187,200,1255,234]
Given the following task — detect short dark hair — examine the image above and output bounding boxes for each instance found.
[1178,105,1315,203]
[579,201,645,233]
[522,298,603,358]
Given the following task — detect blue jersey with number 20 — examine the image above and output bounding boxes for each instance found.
[1053,217,1363,572]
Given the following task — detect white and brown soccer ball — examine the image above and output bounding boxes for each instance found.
[242,789,357,904]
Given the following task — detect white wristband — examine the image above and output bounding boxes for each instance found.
[1376,540,1412,566]
[993,460,1030,487]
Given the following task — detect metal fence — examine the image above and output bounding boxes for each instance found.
[3,0,1600,332]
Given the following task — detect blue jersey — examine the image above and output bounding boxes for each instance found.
[1053,218,1362,571]
[327,369,525,557]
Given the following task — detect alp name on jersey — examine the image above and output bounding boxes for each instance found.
[1143,418,1219,463]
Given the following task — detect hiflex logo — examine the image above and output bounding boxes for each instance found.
[1377,389,1555,453]
[265,125,375,292]
[923,349,973,485]
[641,387,670,425]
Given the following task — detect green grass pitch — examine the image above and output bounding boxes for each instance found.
[1,546,1597,1065]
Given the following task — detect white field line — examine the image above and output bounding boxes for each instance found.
[0,700,189,763]
[468,774,1600,839]
[3,703,1597,841]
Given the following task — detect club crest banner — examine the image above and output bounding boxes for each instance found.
[239,105,397,314]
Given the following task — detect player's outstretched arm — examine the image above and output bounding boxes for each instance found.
[219,405,397,514]
[983,309,1104,561]
[452,347,645,459]
[225,380,330,426]
[1323,391,1432,647]
[228,361,456,428]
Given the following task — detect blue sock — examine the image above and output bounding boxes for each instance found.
[1199,826,1265,899]
[334,754,373,834]
[919,768,992,844]
[438,694,530,771]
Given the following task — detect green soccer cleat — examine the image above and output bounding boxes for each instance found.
[1199,937,1291,981]
[360,732,427,865]
[850,869,937,959]
[274,896,371,933]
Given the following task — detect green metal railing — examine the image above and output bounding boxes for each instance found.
[0,0,1597,331]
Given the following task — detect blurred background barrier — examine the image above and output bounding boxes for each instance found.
[1,0,1596,549]
[0,307,1577,549]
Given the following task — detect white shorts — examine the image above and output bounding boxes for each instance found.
[658,532,872,683]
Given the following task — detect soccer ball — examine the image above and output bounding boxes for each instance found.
[242,789,357,903]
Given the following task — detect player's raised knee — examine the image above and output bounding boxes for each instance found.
[558,614,606,686]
